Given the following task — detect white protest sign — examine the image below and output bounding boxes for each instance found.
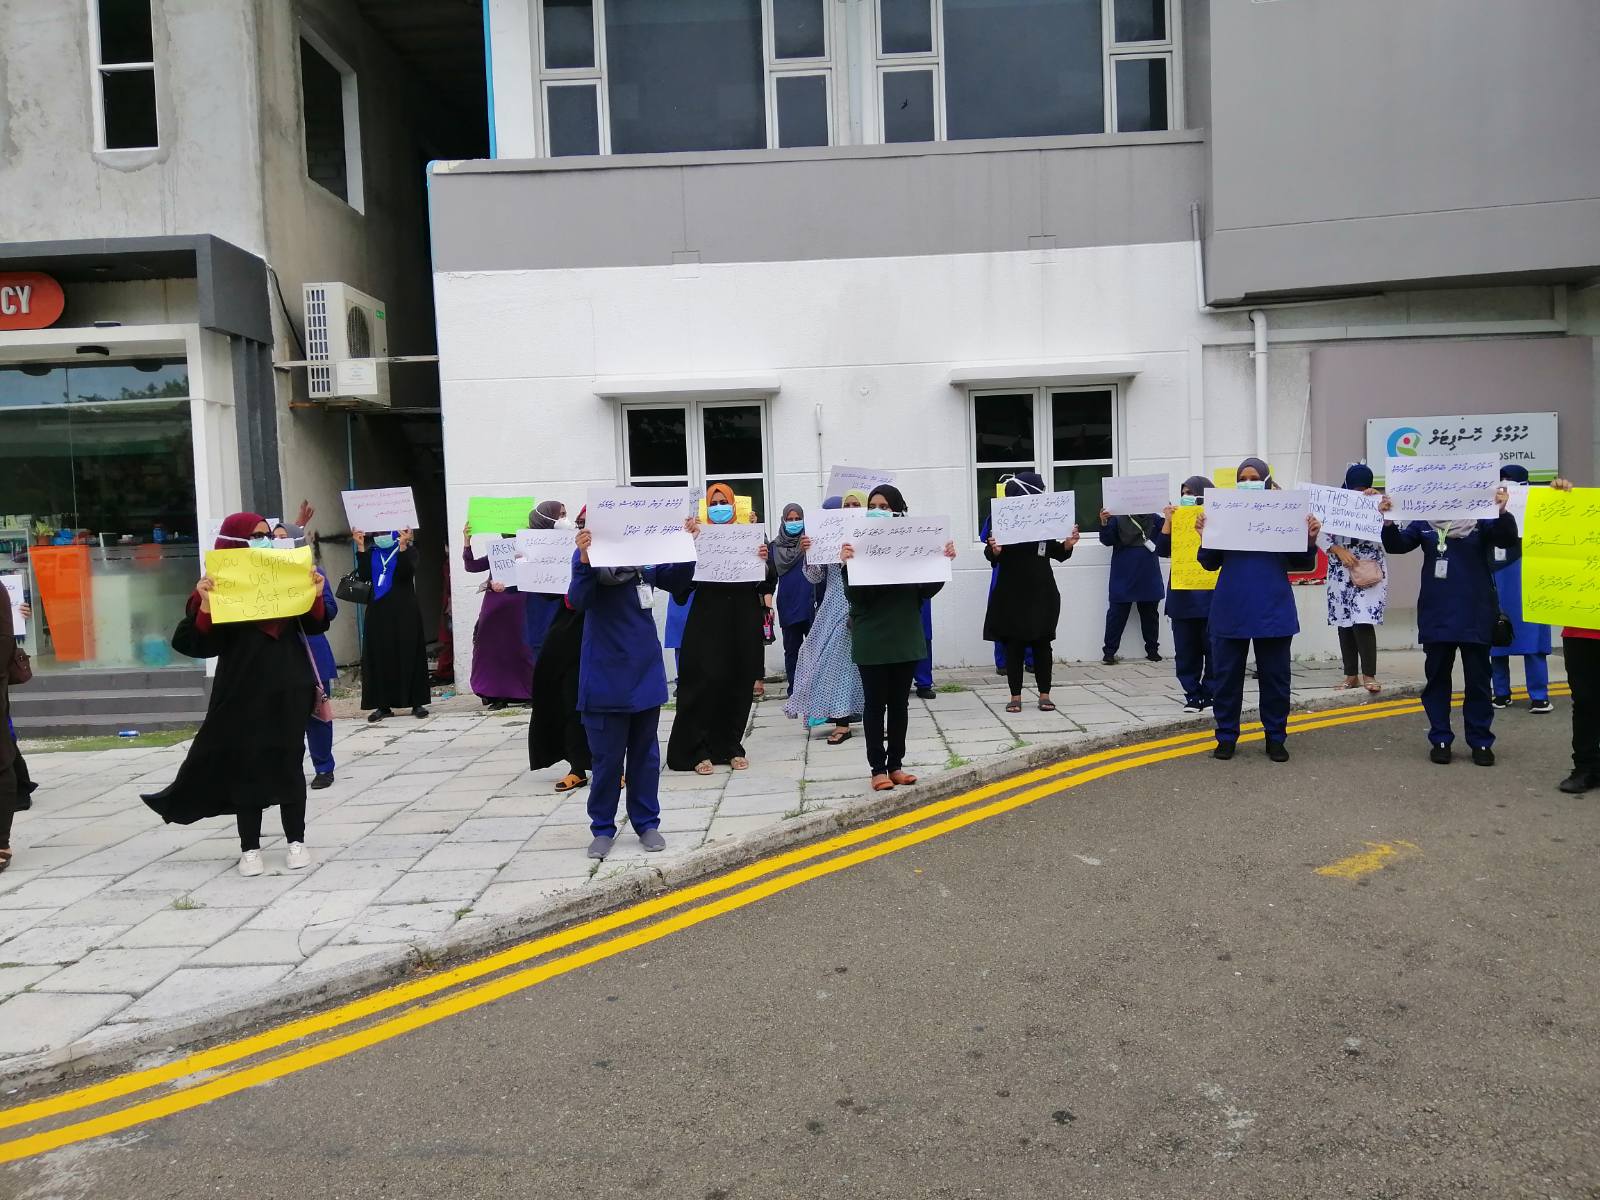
[1502,482,1530,533]
[585,487,697,568]
[824,465,895,504]
[804,510,851,566]
[1200,490,1312,553]
[1,575,23,636]
[1306,484,1384,542]
[513,529,576,595]
[1100,474,1169,516]
[693,524,769,583]
[486,537,519,586]
[341,487,419,533]
[990,491,1077,545]
[1384,454,1500,521]
[844,516,953,586]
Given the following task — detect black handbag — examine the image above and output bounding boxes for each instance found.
[1487,547,1515,648]
[335,569,373,605]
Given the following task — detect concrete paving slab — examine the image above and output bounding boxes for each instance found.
[33,947,194,993]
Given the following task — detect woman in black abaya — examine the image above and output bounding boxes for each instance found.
[354,526,430,721]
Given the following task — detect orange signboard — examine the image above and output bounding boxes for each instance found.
[0,272,65,331]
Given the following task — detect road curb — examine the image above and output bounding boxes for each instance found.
[0,685,1425,1096]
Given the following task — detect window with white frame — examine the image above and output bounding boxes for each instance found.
[299,32,364,209]
[534,0,837,157]
[622,400,771,523]
[971,387,1115,537]
[90,0,158,150]
[874,0,1176,145]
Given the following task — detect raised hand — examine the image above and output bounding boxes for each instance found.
[757,543,769,560]
[943,541,957,560]
[576,529,593,563]
[296,499,316,528]
[197,575,216,613]
[353,529,366,551]
[1065,525,1081,548]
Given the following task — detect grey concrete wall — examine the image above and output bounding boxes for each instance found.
[1205,0,1600,302]
[0,0,266,253]
[430,133,1205,272]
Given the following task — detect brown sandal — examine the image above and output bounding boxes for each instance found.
[554,773,588,793]
[693,760,715,776]
[0,849,11,874]
[890,769,918,786]
[871,774,895,791]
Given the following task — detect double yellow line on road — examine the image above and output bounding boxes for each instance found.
[0,685,1568,1164]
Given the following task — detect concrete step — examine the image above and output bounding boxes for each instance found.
[12,688,208,719]
[12,711,208,739]
[18,667,207,695]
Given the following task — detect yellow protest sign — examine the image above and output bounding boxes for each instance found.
[203,546,317,625]
[1520,487,1600,629]
[697,495,756,523]
[1169,506,1218,591]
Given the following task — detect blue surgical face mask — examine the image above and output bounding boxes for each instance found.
[708,504,735,524]
[374,534,396,549]
[865,508,892,519]
[1237,480,1266,491]
[783,520,804,536]
[1179,495,1198,507]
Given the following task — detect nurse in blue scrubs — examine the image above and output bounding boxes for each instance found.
[1097,507,1164,665]
[1489,464,1553,714]
[1380,485,1517,766]
[1195,459,1320,762]
[568,521,696,859]
[1153,475,1217,713]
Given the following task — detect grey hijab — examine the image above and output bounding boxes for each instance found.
[771,503,806,576]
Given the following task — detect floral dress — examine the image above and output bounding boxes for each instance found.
[783,563,863,724]
[1323,534,1388,628]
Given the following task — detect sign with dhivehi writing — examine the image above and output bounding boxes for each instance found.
[1100,473,1169,517]
[989,491,1077,545]
[844,517,952,586]
[1384,454,1500,521]
[1520,487,1600,629]
[824,465,895,505]
[342,487,419,533]
[585,487,697,568]
[1200,490,1312,553]
[203,546,316,625]
[513,529,576,595]
[1168,506,1217,591]
[693,524,769,583]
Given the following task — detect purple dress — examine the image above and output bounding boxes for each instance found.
[463,545,534,702]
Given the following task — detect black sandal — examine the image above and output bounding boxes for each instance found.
[825,728,853,746]
[1005,699,1023,714]
[1038,698,1056,712]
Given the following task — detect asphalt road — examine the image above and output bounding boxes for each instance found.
[9,705,1599,1200]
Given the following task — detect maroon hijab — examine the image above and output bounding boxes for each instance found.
[194,511,287,637]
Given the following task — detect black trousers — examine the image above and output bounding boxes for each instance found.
[1337,624,1378,677]
[782,620,811,690]
[1105,600,1160,657]
[237,801,307,852]
[1566,635,1600,776]
[1004,639,1053,694]
[0,761,15,851]
[859,661,915,775]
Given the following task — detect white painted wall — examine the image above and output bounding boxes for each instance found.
[436,241,1581,695]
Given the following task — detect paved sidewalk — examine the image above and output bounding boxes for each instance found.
[0,651,1560,1082]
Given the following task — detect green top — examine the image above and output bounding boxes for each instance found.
[843,577,944,666]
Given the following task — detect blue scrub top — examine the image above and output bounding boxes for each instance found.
[1196,544,1317,640]
[1152,528,1212,621]
[568,552,694,713]
[1098,516,1165,603]
[1383,515,1518,645]
[523,592,563,662]
[774,555,817,628]
[306,577,338,685]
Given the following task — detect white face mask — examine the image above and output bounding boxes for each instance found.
[554,518,574,531]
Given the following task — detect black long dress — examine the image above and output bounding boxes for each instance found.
[528,602,590,773]
[359,546,430,710]
[667,578,770,769]
[142,601,331,824]
[982,539,1073,643]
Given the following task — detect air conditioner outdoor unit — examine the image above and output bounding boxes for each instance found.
[303,281,390,406]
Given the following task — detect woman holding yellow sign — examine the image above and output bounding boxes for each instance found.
[142,513,330,877]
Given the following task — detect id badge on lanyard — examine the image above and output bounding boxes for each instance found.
[636,583,655,609]
[1434,530,1448,580]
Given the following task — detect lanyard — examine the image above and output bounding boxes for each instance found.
[375,544,399,586]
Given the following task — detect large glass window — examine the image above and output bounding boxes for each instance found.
[622,400,769,525]
[532,0,837,156]
[0,358,201,674]
[875,0,1175,143]
[92,0,158,150]
[971,386,1115,536]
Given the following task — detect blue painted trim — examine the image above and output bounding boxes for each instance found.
[482,0,497,158]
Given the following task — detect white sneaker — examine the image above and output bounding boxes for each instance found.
[285,843,312,871]
[238,849,264,877]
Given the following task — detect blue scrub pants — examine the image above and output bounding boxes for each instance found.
[1424,643,1494,749]
[914,599,934,690]
[581,707,662,837]
[1211,635,1292,745]
[1490,653,1549,702]
[1105,601,1161,658]
[1171,617,1215,707]
[305,676,337,775]
[782,620,811,691]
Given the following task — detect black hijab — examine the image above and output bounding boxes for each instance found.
[868,484,908,514]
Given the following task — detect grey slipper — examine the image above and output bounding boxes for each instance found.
[639,828,667,853]
[586,835,614,860]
